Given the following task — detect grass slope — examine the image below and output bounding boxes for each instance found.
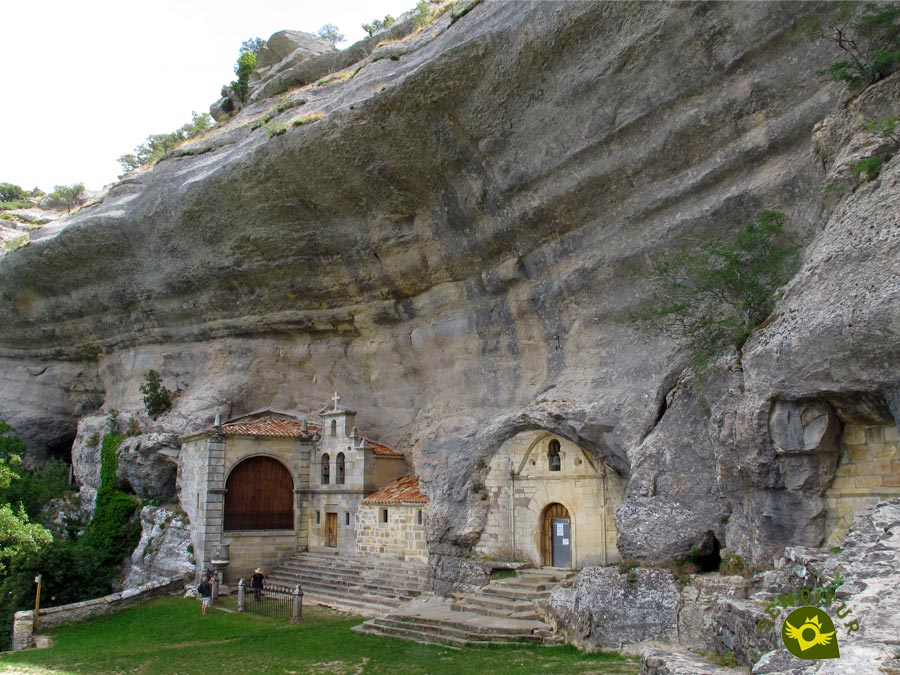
[0,597,638,675]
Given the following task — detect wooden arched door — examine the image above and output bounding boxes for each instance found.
[224,456,294,530]
[541,503,572,568]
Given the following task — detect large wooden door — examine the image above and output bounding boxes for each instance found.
[541,503,571,567]
[224,457,294,530]
[326,512,338,548]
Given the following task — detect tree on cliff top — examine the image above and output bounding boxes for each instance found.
[807,2,900,90]
[630,211,802,371]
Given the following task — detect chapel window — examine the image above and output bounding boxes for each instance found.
[336,453,346,484]
[321,453,330,484]
[380,508,389,524]
[344,512,351,526]
[330,419,337,437]
[548,439,561,472]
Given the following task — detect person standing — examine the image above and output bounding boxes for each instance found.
[198,572,213,616]
[250,567,266,601]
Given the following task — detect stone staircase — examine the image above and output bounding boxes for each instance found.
[265,551,429,617]
[353,567,575,647]
[450,567,576,621]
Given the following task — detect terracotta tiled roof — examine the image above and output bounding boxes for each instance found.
[220,417,320,438]
[366,438,404,457]
[362,474,428,504]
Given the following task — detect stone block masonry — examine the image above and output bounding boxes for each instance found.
[824,423,900,545]
[356,503,427,563]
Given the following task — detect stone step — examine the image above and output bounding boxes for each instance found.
[453,593,535,612]
[303,592,401,617]
[272,566,425,591]
[452,604,540,621]
[277,558,428,585]
[371,616,545,644]
[267,575,420,602]
[289,552,428,574]
[481,584,551,600]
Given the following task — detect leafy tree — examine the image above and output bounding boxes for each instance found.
[0,458,70,521]
[317,23,345,46]
[807,2,900,90]
[231,50,257,104]
[240,37,266,55]
[0,420,27,461]
[362,14,396,36]
[0,422,52,575]
[630,211,802,370]
[140,370,172,419]
[118,112,214,174]
[0,182,26,203]
[49,183,86,213]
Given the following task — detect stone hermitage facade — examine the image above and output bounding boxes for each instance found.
[179,394,418,581]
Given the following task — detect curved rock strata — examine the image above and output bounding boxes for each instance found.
[0,1,896,576]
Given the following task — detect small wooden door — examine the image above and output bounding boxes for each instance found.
[325,512,338,548]
[541,503,571,567]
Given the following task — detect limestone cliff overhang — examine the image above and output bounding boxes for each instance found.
[362,474,429,505]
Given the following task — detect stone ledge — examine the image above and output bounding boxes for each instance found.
[640,648,747,675]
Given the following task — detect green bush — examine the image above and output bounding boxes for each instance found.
[140,370,171,419]
[118,112,214,174]
[49,183,85,214]
[0,182,26,202]
[851,154,890,180]
[80,434,140,568]
[807,2,900,90]
[630,211,802,370]
[231,51,256,104]
[0,458,70,521]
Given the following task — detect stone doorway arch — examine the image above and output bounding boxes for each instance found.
[541,503,572,567]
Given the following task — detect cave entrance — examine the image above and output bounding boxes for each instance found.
[541,503,572,568]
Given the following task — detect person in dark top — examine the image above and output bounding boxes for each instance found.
[250,568,266,601]
[198,572,213,615]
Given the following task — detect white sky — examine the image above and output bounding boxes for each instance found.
[1,0,416,192]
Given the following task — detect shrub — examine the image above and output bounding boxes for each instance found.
[49,183,85,214]
[630,210,802,371]
[807,2,900,90]
[231,51,256,104]
[851,154,890,180]
[264,121,287,137]
[292,112,325,127]
[118,112,214,174]
[0,182,26,202]
[140,370,171,419]
[4,234,30,252]
[80,434,140,567]
[126,417,141,437]
[317,23,344,46]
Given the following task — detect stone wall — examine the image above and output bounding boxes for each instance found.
[223,531,300,583]
[356,503,427,563]
[12,575,187,651]
[825,423,900,545]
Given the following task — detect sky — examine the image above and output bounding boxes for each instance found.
[1,0,417,193]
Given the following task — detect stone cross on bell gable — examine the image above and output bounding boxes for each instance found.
[332,391,341,411]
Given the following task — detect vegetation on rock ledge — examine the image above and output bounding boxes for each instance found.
[631,210,802,371]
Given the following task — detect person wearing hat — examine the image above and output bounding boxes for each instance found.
[250,567,266,601]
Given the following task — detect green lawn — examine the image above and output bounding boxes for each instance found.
[0,597,639,675]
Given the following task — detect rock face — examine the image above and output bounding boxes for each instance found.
[123,506,194,588]
[0,1,896,578]
[750,499,900,674]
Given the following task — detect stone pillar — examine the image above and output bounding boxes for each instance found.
[291,583,304,623]
[204,436,227,575]
[237,579,246,612]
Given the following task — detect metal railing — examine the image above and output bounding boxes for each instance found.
[237,579,304,622]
